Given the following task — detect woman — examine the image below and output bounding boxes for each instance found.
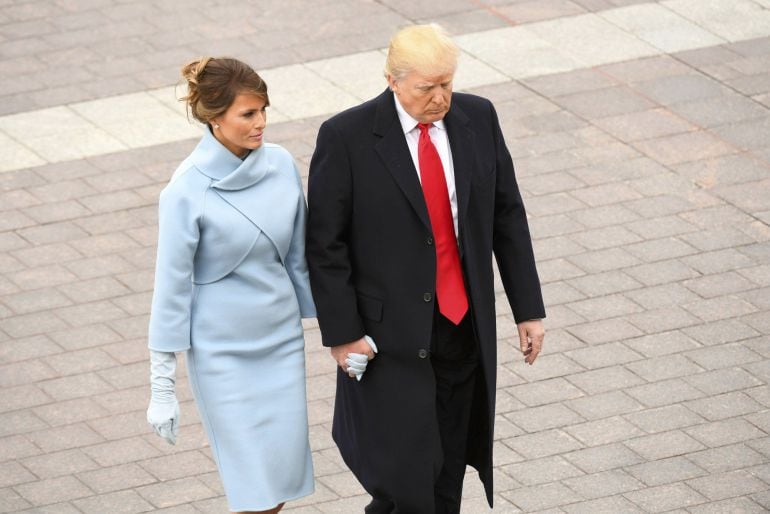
[146,57,315,514]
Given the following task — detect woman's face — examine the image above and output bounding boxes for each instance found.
[211,93,267,157]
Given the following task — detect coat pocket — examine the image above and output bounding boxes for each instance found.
[357,292,383,322]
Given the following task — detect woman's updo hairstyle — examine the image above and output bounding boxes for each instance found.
[180,57,269,126]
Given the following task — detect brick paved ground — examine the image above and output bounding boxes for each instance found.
[1,0,770,512]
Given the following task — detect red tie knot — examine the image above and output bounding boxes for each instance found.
[417,123,432,134]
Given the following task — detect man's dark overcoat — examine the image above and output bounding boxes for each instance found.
[306,89,545,512]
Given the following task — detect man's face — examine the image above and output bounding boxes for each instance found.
[388,69,454,124]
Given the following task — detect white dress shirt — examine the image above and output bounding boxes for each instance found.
[393,93,459,237]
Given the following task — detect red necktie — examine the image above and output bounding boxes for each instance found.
[417,123,468,325]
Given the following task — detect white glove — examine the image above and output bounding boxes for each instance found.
[146,350,179,445]
[346,335,378,381]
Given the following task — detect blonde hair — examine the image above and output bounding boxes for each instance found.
[384,24,459,80]
[179,57,269,125]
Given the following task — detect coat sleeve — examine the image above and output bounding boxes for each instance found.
[147,179,202,352]
[306,120,366,346]
[489,101,546,323]
[285,164,317,319]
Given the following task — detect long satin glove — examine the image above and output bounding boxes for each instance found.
[146,350,180,445]
[345,335,378,382]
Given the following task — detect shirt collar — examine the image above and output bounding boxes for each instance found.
[392,92,446,134]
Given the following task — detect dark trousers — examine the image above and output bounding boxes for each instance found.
[366,310,479,514]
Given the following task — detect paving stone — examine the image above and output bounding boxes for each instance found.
[625,258,701,286]
[564,416,645,447]
[505,403,585,433]
[566,271,643,298]
[683,319,761,346]
[566,391,645,420]
[625,429,707,461]
[685,367,764,395]
[567,318,645,346]
[625,482,708,512]
[563,442,645,474]
[32,397,109,427]
[624,283,700,310]
[685,418,767,448]
[73,489,155,514]
[685,391,764,421]
[503,429,583,460]
[502,482,583,512]
[685,343,763,370]
[565,342,644,369]
[13,475,92,507]
[625,354,704,382]
[687,469,769,501]
[626,455,708,486]
[562,469,643,499]
[566,365,646,395]
[561,494,645,513]
[687,443,768,473]
[688,496,769,514]
[566,294,644,321]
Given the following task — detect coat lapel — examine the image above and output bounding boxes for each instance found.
[373,91,431,231]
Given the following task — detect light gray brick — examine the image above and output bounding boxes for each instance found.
[505,403,585,433]
[687,469,768,501]
[682,248,755,274]
[626,378,705,408]
[567,318,644,345]
[32,397,109,427]
[39,372,114,402]
[624,404,706,434]
[626,456,707,486]
[501,455,584,487]
[685,391,764,421]
[685,343,763,370]
[566,391,644,420]
[511,354,585,383]
[566,366,646,395]
[625,354,703,382]
[624,482,707,512]
[566,342,644,370]
[502,482,582,512]
[566,271,642,298]
[568,294,644,321]
[570,226,642,251]
[625,430,706,461]
[625,258,700,286]
[13,475,92,506]
[562,495,645,514]
[503,429,583,460]
[683,319,761,346]
[73,490,154,514]
[687,443,767,473]
[77,462,156,494]
[685,418,767,448]
[685,367,763,395]
[624,330,701,358]
[624,283,700,310]
[136,476,217,509]
[627,306,702,333]
[507,378,584,407]
[564,443,645,474]
[688,497,768,514]
[683,271,758,298]
[564,416,645,447]
[567,247,642,273]
[562,469,643,500]
[625,237,698,263]
[21,449,99,479]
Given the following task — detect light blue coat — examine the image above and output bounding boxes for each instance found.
[148,129,315,511]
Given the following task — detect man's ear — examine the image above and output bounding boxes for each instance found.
[386,74,398,93]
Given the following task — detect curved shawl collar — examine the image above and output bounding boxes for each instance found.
[189,130,297,263]
[190,128,269,190]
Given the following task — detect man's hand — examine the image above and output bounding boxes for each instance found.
[518,319,545,365]
[331,337,377,378]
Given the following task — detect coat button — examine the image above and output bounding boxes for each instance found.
[426,236,434,245]
[423,292,432,302]
[418,349,429,359]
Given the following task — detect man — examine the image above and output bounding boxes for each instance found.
[306,24,545,513]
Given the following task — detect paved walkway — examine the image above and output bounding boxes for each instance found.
[1,0,770,512]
